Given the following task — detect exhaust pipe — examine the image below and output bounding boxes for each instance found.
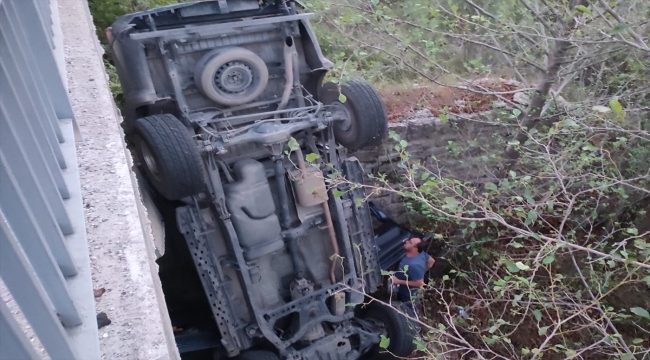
[275,36,295,117]
[294,147,340,284]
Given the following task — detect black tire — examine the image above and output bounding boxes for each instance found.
[236,350,279,360]
[319,80,388,151]
[363,302,417,358]
[194,47,269,106]
[133,114,205,201]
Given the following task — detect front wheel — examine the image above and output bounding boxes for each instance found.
[362,302,417,358]
[235,350,279,360]
[319,80,388,151]
[133,114,205,201]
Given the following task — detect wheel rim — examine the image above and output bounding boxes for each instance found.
[140,141,161,181]
[214,61,254,94]
[330,101,354,132]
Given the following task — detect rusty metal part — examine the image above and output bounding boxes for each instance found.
[294,147,340,284]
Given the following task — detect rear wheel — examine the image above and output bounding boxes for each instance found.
[134,114,205,201]
[319,80,388,151]
[362,302,417,358]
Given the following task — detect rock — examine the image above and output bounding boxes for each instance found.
[513,92,530,106]
[93,287,105,298]
[492,100,507,108]
[97,312,111,329]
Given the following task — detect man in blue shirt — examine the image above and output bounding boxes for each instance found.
[390,237,435,313]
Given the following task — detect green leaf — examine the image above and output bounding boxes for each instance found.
[611,22,628,34]
[562,119,579,128]
[620,355,635,360]
[546,200,554,211]
[582,143,598,152]
[533,309,542,322]
[414,338,427,351]
[332,189,345,198]
[609,97,623,114]
[515,261,530,271]
[575,4,591,14]
[505,260,520,273]
[444,197,460,210]
[388,131,400,141]
[538,326,549,336]
[305,153,320,162]
[370,0,379,4]
[565,349,577,358]
[380,270,393,276]
[630,307,650,319]
[287,137,299,152]
[632,338,644,344]
[633,239,647,250]
[482,335,497,345]
[512,108,522,117]
[592,105,611,113]
[485,182,497,191]
[439,113,449,123]
[542,255,555,264]
[354,198,364,208]
[379,334,390,349]
[643,276,650,287]
[442,275,450,281]
[525,211,538,225]
[625,228,638,236]
[338,93,347,103]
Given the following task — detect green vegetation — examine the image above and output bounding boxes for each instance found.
[317,1,650,358]
[88,0,180,105]
[88,0,178,43]
[90,0,649,358]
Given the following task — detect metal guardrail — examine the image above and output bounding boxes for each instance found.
[0,0,101,358]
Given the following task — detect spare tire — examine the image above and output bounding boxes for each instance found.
[194,47,269,106]
[319,80,388,151]
[134,114,205,201]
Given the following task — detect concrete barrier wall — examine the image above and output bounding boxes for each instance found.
[58,0,180,358]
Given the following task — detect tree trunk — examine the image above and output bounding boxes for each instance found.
[499,0,589,178]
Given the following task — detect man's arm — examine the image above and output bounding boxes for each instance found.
[390,261,427,288]
[426,255,435,271]
[390,276,424,288]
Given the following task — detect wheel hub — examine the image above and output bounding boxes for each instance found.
[140,141,161,181]
[329,101,353,132]
[214,61,253,94]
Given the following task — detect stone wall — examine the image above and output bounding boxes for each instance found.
[350,110,516,223]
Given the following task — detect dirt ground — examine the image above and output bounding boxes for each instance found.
[379,79,524,122]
